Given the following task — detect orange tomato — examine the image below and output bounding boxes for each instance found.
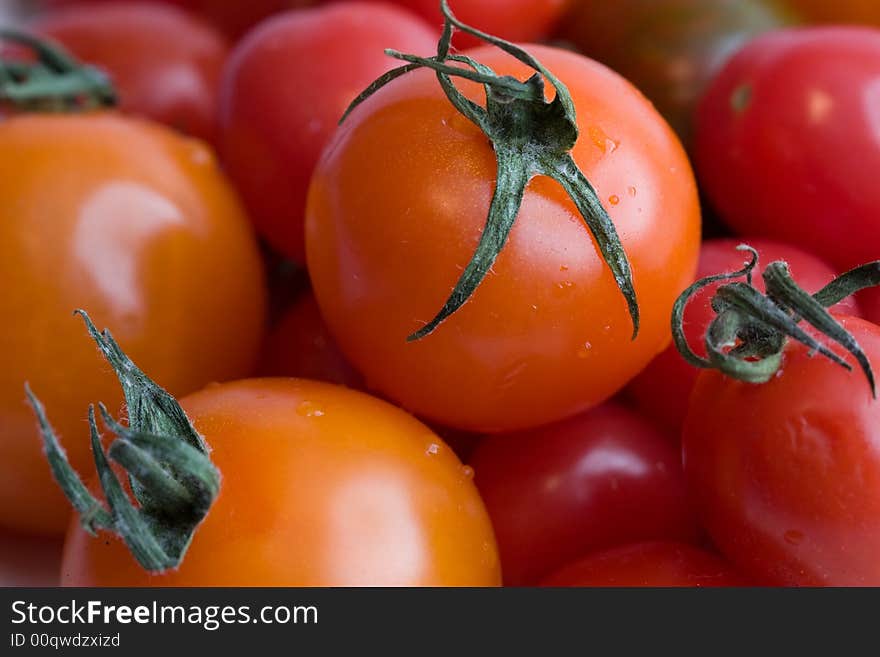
[0,112,265,535]
[60,378,501,586]
[306,44,701,432]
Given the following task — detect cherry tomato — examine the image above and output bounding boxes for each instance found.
[61,378,501,586]
[695,27,880,270]
[864,289,880,327]
[0,113,266,535]
[542,542,747,587]
[628,238,860,434]
[559,0,796,148]
[32,2,228,146]
[350,0,571,48]
[684,316,880,585]
[307,44,701,431]
[219,2,438,262]
[468,402,700,585]
[0,532,63,586]
[258,290,365,389]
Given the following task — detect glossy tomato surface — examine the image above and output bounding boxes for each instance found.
[33,2,229,146]
[684,316,880,586]
[0,113,266,535]
[306,44,701,432]
[61,379,501,586]
[542,542,747,587]
[628,238,859,433]
[560,0,795,147]
[696,27,880,270]
[468,403,699,585]
[219,2,438,262]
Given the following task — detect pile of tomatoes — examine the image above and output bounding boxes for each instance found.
[1,0,880,588]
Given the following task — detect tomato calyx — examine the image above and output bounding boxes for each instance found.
[341,0,639,342]
[26,311,219,572]
[672,244,880,396]
[0,29,116,112]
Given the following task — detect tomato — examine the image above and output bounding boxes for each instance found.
[696,27,880,270]
[684,315,880,585]
[0,113,266,535]
[32,2,228,147]
[541,542,747,587]
[864,288,880,327]
[628,238,860,434]
[350,0,571,48]
[258,290,365,389]
[219,2,438,262]
[468,402,699,585]
[792,0,880,26]
[560,0,796,147]
[306,43,701,431]
[60,378,500,586]
[0,532,63,586]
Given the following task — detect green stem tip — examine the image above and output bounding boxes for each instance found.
[27,310,218,572]
[341,0,639,342]
[671,244,879,397]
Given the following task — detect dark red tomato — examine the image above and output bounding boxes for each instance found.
[258,290,365,388]
[33,2,228,146]
[559,0,796,148]
[541,542,747,587]
[628,238,860,434]
[218,2,437,262]
[468,402,700,585]
[42,0,319,38]
[696,27,880,270]
[349,0,571,48]
[684,316,880,586]
[864,288,880,327]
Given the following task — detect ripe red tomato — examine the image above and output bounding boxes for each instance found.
[219,2,438,262]
[684,315,880,585]
[306,44,701,432]
[350,0,571,48]
[695,27,880,270]
[542,542,747,587]
[0,112,266,535]
[258,290,365,388]
[61,379,501,586]
[628,238,860,433]
[32,2,228,146]
[468,403,699,585]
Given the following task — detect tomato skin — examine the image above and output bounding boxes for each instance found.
[560,0,795,148]
[541,542,747,587]
[628,238,860,434]
[793,0,880,26]
[696,27,880,270]
[468,403,700,585]
[306,44,701,432]
[683,316,880,586]
[218,2,437,263]
[257,290,365,389]
[33,2,228,146]
[0,113,266,536]
[61,379,501,586]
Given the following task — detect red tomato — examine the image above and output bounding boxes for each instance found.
[258,290,365,388]
[864,288,880,326]
[219,2,438,262]
[0,532,62,586]
[32,2,228,145]
[695,27,880,270]
[628,238,860,434]
[542,542,747,587]
[61,379,501,586]
[349,0,572,48]
[684,315,880,585]
[468,402,700,585]
[306,44,701,432]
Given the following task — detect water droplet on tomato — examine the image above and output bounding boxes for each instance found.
[627,186,637,197]
[426,443,440,456]
[296,401,325,418]
[461,465,475,480]
[609,195,620,206]
[577,342,593,359]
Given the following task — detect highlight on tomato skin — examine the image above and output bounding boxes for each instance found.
[627,237,861,434]
[541,542,749,588]
[218,1,439,263]
[31,1,230,146]
[467,402,701,586]
[60,378,502,587]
